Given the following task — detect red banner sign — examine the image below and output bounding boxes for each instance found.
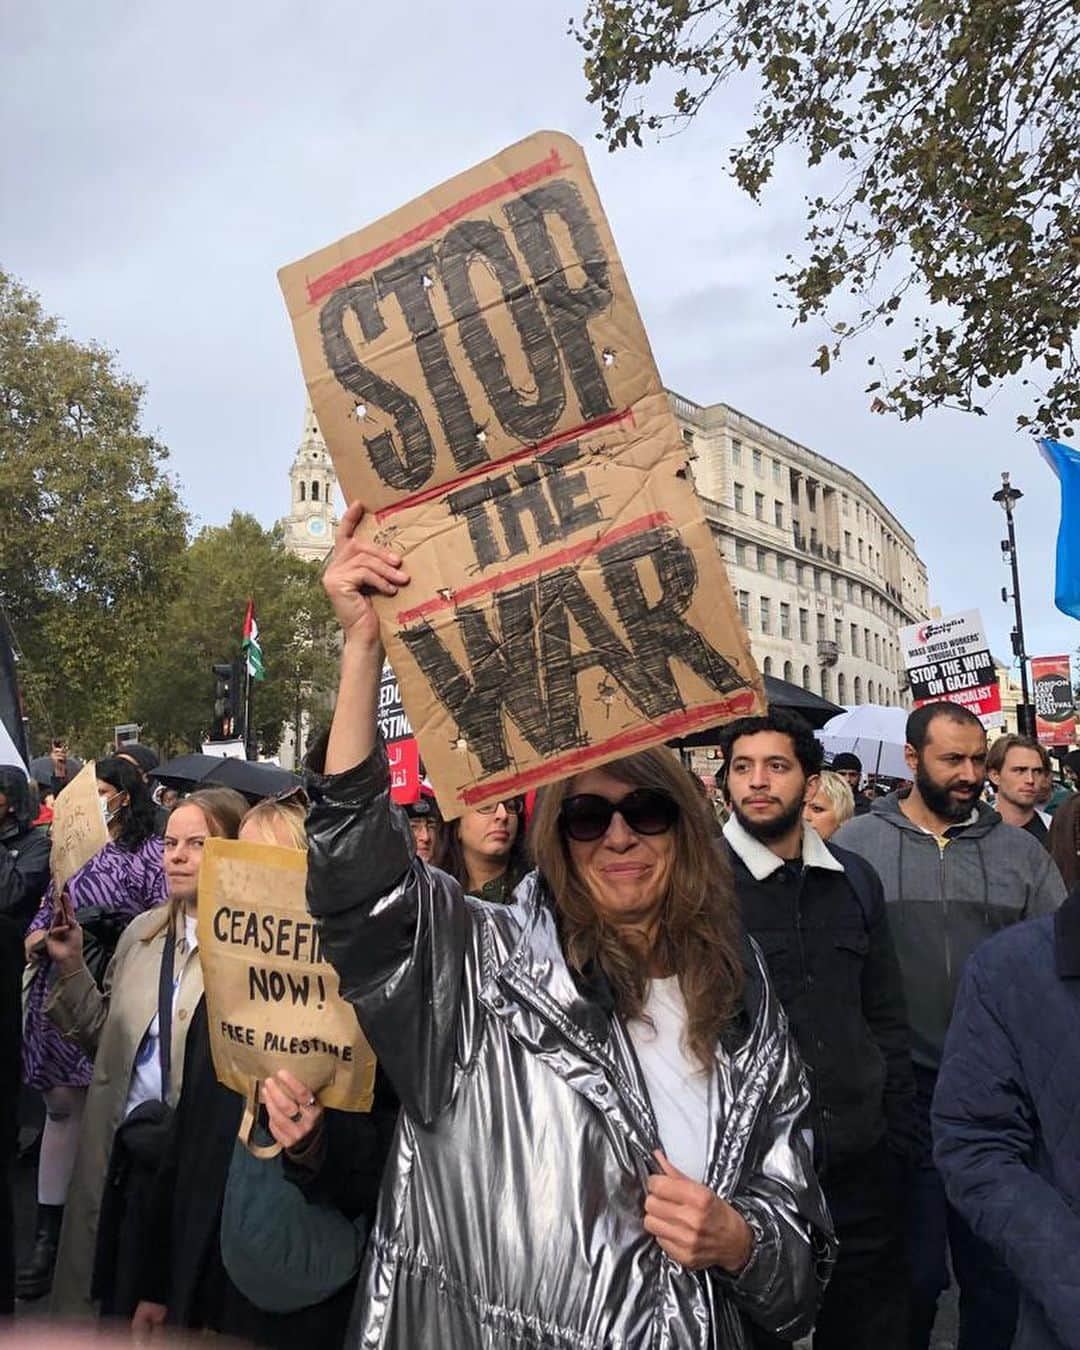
[1031,654,1077,747]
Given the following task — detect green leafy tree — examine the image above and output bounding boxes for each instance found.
[0,269,189,753]
[130,513,337,757]
[574,0,1079,434]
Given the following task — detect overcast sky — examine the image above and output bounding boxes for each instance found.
[4,0,1074,670]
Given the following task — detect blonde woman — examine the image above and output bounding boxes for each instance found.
[803,770,856,841]
[44,788,247,1318]
[132,790,399,1350]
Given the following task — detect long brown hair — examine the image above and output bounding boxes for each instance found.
[166,788,248,922]
[529,747,744,1072]
[1049,795,1080,891]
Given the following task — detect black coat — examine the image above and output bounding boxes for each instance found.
[933,886,1080,1349]
[0,913,22,1315]
[138,998,399,1349]
[726,830,916,1171]
[0,821,50,932]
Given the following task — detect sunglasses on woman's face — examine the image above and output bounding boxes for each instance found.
[474,798,524,817]
[559,789,680,843]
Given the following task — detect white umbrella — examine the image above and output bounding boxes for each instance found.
[815,705,910,779]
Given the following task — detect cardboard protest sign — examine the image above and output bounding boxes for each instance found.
[198,838,376,1149]
[279,131,763,815]
[1032,654,1077,747]
[899,610,1004,729]
[50,760,109,891]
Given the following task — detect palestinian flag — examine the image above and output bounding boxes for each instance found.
[242,600,265,681]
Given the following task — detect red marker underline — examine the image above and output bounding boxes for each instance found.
[305,149,567,306]
[395,510,671,626]
[458,691,759,806]
[373,406,635,525]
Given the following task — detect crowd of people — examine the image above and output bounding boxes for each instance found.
[0,500,1077,1348]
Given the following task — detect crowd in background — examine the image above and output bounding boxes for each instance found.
[2,614,1080,1349]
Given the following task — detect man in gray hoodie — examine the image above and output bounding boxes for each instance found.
[835,700,1065,1350]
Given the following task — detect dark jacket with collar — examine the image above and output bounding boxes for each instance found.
[0,819,50,931]
[834,793,1066,1072]
[724,816,916,1171]
[932,886,1080,1350]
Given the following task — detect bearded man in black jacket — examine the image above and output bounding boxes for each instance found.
[718,711,915,1350]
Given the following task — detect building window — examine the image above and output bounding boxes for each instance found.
[784,660,793,682]
[810,527,819,550]
[799,608,809,643]
[868,679,876,702]
[757,546,768,572]
[737,591,751,627]
[780,603,791,639]
[797,563,807,586]
[311,480,320,502]
[733,482,745,512]
[682,427,694,445]
[837,673,847,703]
[832,574,842,599]
[854,676,863,704]
[847,579,855,602]
[834,618,843,650]
[755,492,765,521]
[753,448,763,475]
[772,459,782,484]
[774,501,784,528]
[858,538,865,562]
[820,668,831,701]
[864,627,872,656]
[299,481,306,502]
[875,633,882,665]
[845,531,853,556]
[802,665,812,690]
[817,612,827,640]
[763,656,773,676]
[842,492,849,515]
[734,539,747,566]
[760,597,771,633]
[850,623,859,656]
[731,438,742,465]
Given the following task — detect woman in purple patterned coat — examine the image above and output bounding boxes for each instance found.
[17,757,166,1301]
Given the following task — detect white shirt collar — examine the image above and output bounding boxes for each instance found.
[723,813,845,882]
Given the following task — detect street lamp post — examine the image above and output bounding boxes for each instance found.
[992,472,1036,737]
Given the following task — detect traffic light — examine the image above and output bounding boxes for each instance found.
[211,663,235,739]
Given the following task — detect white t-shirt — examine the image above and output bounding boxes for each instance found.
[628,976,716,1182]
[123,913,197,1119]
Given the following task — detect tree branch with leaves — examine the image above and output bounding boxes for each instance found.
[574,0,1079,433]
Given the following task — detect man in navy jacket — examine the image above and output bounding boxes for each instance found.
[933,884,1080,1349]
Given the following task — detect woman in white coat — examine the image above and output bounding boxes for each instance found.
[44,787,247,1318]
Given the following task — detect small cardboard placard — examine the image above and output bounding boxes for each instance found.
[50,760,109,892]
[279,130,763,816]
[198,838,375,1121]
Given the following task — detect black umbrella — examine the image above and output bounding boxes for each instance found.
[668,674,843,749]
[204,758,303,802]
[150,754,229,791]
[29,754,85,786]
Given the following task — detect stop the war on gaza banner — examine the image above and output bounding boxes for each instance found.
[279,131,762,815]
[898,609,1004,729]
[1031,654,1077,748]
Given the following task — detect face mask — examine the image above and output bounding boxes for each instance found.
[99,793,120,827]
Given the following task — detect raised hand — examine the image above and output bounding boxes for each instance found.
[323,501,410,650]
[45,890,84,976]
[643,1150,754,1273]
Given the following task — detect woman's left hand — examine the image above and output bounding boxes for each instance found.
[643,1151,754,1273]
[262,1070,324,1151]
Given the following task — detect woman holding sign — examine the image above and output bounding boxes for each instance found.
[18,757,167,1303]
[304,503,835,1350]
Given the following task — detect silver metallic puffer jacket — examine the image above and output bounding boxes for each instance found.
[306,742,835,1349]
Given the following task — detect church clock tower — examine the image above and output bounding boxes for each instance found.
[281,399,337,562]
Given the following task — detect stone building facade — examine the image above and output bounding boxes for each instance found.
[280,400,337,562]
[671,393,930,707]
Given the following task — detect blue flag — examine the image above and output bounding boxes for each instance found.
[1039,438,1080,621]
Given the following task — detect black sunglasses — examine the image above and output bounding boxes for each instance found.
[559,789,680,843]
